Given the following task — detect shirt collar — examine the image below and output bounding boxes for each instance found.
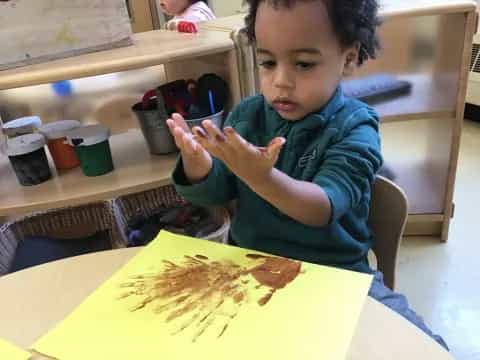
[264,86,345,133]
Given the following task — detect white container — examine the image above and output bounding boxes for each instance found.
[39,120,81,141]
[2,116,42,138]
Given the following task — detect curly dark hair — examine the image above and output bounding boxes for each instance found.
[244,0,381,65]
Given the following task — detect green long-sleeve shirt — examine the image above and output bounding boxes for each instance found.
[173,87,383,273]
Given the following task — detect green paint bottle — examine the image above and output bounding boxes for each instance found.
[65,125,114,177]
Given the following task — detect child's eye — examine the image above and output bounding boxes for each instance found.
[296,62,316,70]
[258,60,276,69]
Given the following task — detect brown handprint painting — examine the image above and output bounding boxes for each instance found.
[33,231,373,360]
[118,253,302,342]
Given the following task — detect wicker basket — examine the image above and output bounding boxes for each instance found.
[0,201,119,275]
[110,185,231,247]
[0,222,17,275]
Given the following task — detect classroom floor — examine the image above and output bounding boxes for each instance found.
[396,119,480,360]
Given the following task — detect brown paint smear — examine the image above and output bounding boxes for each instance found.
[118,253,301,342]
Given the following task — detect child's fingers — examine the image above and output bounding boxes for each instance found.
[168,118,205,157]
[167,119,182,139]
[192,127,211,151]
[192,126,209,140]
[171,126,188,149]
[266,137,286,159]
[193,126,225,159]
[192,134,207,151]
[192,131,215,155]
[202,120,225,143]
[223,126,247,150]
[181,132,201,156]
[172,113,191,133]
[167,118,184,139]
[166,118,176,133]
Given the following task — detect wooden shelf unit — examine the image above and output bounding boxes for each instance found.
[375,73,457,122]
[0,29,241,217]
[0,30,235,91]
[0,130,176,217]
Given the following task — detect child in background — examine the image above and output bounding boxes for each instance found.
[167,0,448,350]
[159,0,215,30]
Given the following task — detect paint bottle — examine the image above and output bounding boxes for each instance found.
[39,120,81,170]
[65,125,114,177]
[7,133,52,186]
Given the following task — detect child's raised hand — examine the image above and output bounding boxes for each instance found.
[167,113,201,155]
[192,120,286,185]
[166,113,212,183]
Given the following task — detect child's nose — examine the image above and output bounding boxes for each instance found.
[273,68,294,89]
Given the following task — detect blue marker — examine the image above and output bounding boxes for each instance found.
[208,90,215,115]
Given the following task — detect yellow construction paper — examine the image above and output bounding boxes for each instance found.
[0,339,30,360]
[33,231,373,360]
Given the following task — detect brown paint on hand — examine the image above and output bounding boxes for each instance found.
[118,252,301,341]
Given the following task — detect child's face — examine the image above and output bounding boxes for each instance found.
[159,0,190,16]
[255,1,358,121]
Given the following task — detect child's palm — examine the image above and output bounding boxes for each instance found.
[192,121,285,183]
[219,129,284,180]
[166,114,211,165]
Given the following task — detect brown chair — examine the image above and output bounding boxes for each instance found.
[368,175,409,290]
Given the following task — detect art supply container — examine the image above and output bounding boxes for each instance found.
[39,120,81,170]
[2,116,42,138]
[65,125,114,177]
[185,110,224,129]
[132,100,177,155]
[7,133,52,186]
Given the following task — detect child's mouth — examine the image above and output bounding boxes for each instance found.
[272,99,298,113]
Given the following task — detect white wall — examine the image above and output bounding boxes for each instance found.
[208,0,247,17]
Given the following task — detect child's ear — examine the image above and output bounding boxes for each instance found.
[342,43,360,77]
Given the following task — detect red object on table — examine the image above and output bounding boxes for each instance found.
[177,21,198,33]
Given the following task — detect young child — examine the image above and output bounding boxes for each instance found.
[167,0,448,350]
[159,0,215,24]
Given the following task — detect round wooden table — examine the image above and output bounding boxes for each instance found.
[0,248,452,359]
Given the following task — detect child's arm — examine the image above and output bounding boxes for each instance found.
[193,120,381,227]
[167,113,237,206]
[248,167,332,227]
[312,124,382,223]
